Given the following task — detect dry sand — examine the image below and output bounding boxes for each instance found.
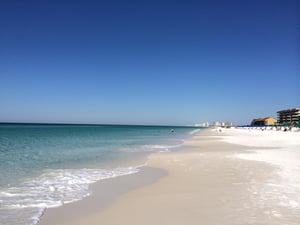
[38,129,300,225]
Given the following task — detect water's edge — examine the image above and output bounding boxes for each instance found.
[37,166,167,225]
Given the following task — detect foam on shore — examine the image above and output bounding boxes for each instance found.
[0,167,140,225]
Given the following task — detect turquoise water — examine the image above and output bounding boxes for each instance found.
[0,124,200,225]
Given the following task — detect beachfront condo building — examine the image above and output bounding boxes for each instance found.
[277,108,300,125]
[251,117,277,126]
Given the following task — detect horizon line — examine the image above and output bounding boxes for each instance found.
[0,121,197,127]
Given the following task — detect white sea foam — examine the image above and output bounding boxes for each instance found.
[120,144,182,153]
[189,129,202,135]
[0,167,139,225]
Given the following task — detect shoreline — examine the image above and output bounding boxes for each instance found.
[37,166,167,225]
[38,128,300,225]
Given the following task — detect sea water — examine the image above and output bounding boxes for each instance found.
[0,124,200,225]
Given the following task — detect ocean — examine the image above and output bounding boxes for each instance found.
[0,123,200,225]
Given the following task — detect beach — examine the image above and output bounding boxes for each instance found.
[0,124,195,225]
[38,128,300,225]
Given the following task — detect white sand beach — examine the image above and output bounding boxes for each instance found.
[38,128,300,225]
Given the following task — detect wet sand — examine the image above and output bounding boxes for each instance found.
[38,129,300,225]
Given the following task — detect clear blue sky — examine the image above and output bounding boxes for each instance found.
[0,0,299,125]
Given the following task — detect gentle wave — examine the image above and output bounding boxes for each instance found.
[189,129,202,135]
[120,144,183,153]
[0,167,139,225]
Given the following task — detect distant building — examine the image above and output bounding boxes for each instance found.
[195,121,233,128]
[251,117,277,126]
[194,122,210,127]
[223,122,233,127]
[277,108,300,125]
[213,121,221,127]
[211,121,233,127]
[203,122,210,127]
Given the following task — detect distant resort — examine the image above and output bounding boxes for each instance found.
[195,107,300,132]
[250,107,300,129]
[194,121,233,128]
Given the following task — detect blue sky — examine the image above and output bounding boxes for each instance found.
[0,0,299,125]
